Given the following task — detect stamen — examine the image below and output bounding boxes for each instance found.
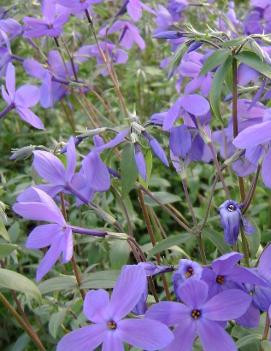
[227,204,236,212]
[191,309,201,319]
[184,266,194,278]
[216,275,225,285]
[107,320,117,330]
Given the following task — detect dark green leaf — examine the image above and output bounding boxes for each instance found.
[143,191,180,207]
[81,270,119,289]
[236,51,271,79]
[210,56,232,120]
[39,275,76,294]
[120,144,138,196]
[49,309,67,339]
[203,230,231,254]
[200,49,230,75]
[109,240,130,269]
[0,243,18,258]
[147,233,192,258]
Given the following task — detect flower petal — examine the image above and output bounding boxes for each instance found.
[146,301,190,326]
[109,265,146,320]
[83,289,110,323]
[65,137,77,182]
[118,318,174,351]
[57,324,106,351]
[82,152,110,192]
[61,228,73,263]
[15,85,40,107]
[102,331,124,351]
[36,237,63,281]
[198,319,237,351]
[233,121,271,149]
[178,279,209,308]
[26,224,60,249]
[236,303,260,328]
[203,289,252,321]
[33,150,66,184]
[164,317,196,351]
[262,149,271,188]
[179,94,210,116]
[211,252,243,275]
[16,107,44,129]
[6,62,15,97]
[169,125,192,158]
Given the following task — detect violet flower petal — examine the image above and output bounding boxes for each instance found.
[165,320,196,351]
[83,289,110,323]
[178,279,208,308]
[26,224,60,249]
[33,150,66,184]
[146,301,190,326]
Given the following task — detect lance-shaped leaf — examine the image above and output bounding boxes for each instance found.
[200,49,230,76]
[236,51,271,80]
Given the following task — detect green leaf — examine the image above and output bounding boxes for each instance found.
[109,240,130,269]
[81,270,119,289]
[168,42,188,77]
[39,275,76,294]
[143,191,180,207]
[0,220,10,242]
[236,334,261,348]
[203,230,231,254]
[236,51,271,79]
[0,268,41,300]
[261,340,271,351]
[120,144,138,196]
[200,49,230,75]
[0,243,18,258]
[147,233,191,258]
[49,309,67,339]
[210,56,232,121]
[221,37,245,48]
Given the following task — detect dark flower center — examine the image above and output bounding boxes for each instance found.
[227,204,236,212]
[216,275,225,284]
[107,320,117,330]
[185,266,194,278]
[191,309,201,319]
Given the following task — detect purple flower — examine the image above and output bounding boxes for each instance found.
[75,42,128,76]
[134,142,147,180]
[146,279,252,351]
[142,131,169,166]
[32,137,77,197]
[154,5,173,32]
[13,187,73,281]
[0,18,22,42]
[233,117,271,188]
[218,200,255,245]
[56,0,102,14]
[163,94,210,131]
[173,259,202,299]
[118,0,155,22]
[1,63,43,129]
[202,252,267,297]
[57,265,174,351]
[23,0,69,38]
[100,20,145,50]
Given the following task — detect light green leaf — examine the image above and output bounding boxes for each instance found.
[49,309,67,339]
[0,243,18,258]
[200,49,230,76]
[261,340,271,351]
[143,191,180,207]
[147,233,192,258]
[236,51,271,79]
[81,270,119,289]
[109,240,130,269]
[121,144,138,196]
[39,275,76,294]
[236,334,261,348]
[0,220,10,242]
[210,56,232,121]
[0,268,41,300]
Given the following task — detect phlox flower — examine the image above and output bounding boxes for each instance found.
[146,279,252,351]
[1,63,42,129]
[56,0,102,14]
[13,187,73,281]
[57,265,174,351]
[23,0,69,38]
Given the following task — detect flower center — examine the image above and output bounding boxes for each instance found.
[227,204,236,212]
[107,320,117,330]
[185,266,194,278]
[216,275,225,285]
[191,309,201,319]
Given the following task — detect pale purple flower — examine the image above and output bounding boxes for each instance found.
[117,0,155,22]
[23,0,69,38]
[173,259,202,299]
[202,252,267,297]
[100,20,145,50]
[57,265,174,351]
[134,142,147,180]
[0,18,22,42]
[56,0,102,14]
[1,63,43,129]
[13,187,73,281]
[146,279,252,351]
